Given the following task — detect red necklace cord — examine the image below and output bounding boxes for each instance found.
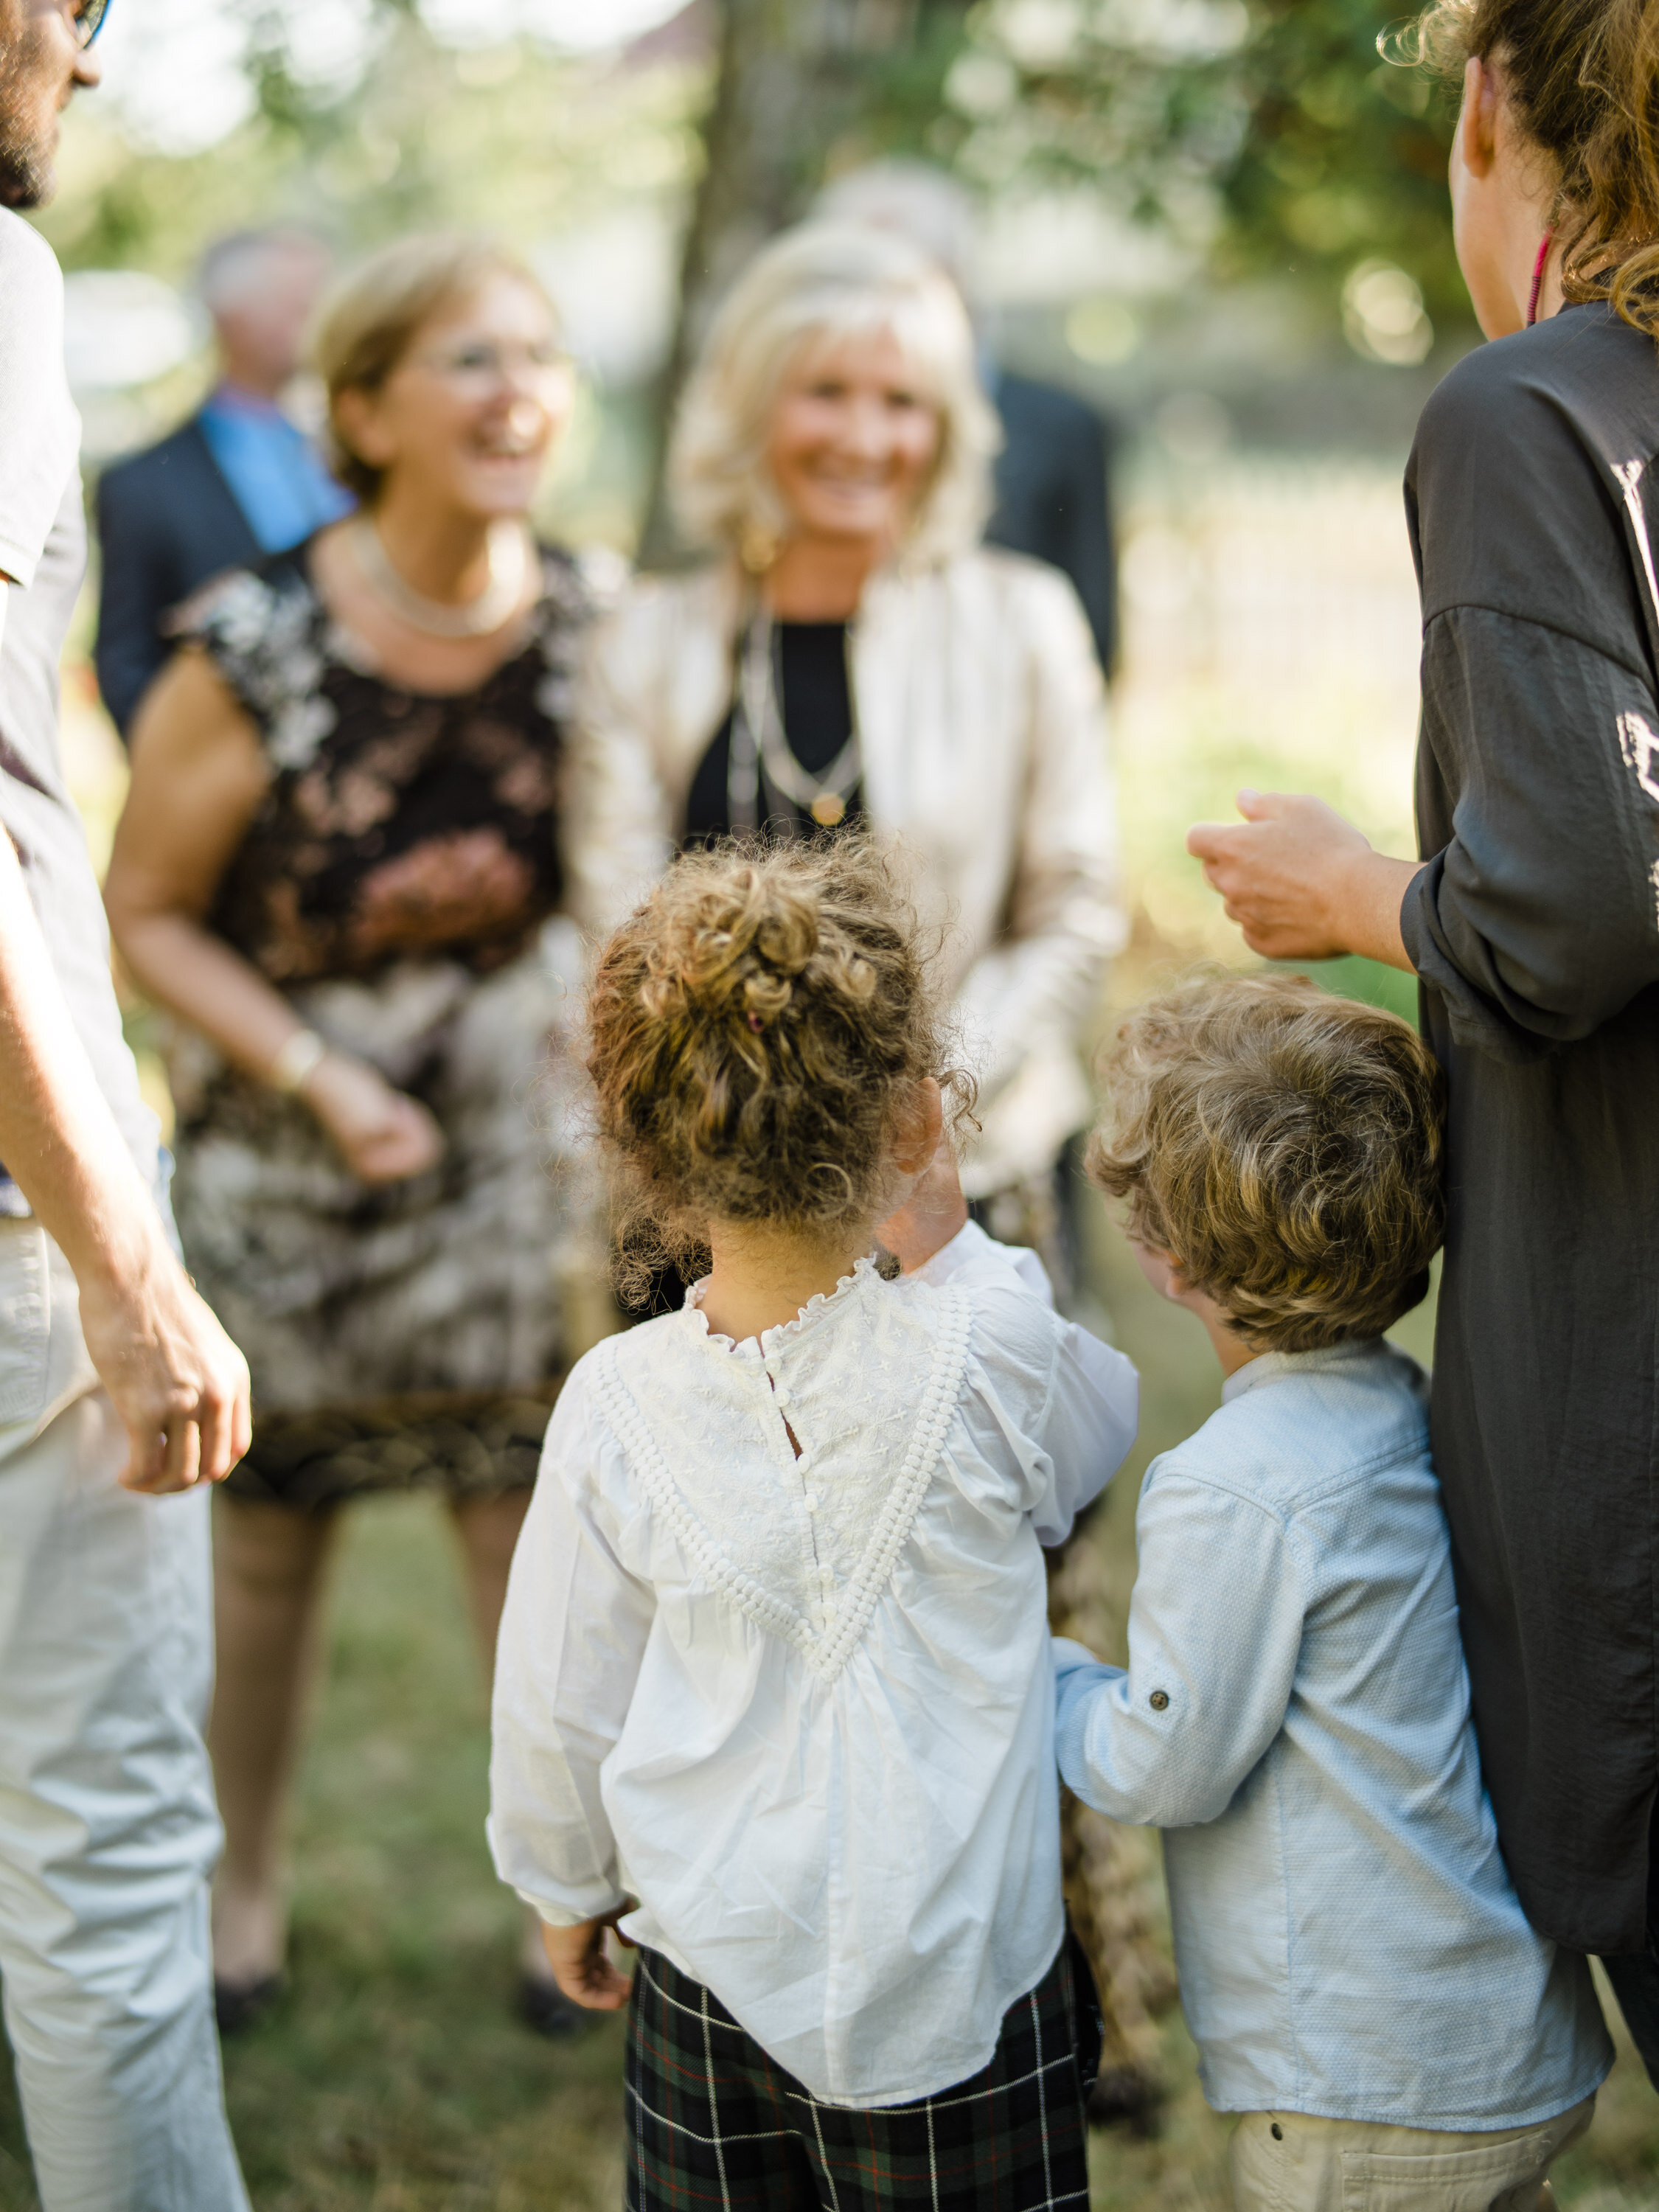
[1527,232,1554,327]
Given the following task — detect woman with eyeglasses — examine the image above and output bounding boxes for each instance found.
[104,232,628,2039]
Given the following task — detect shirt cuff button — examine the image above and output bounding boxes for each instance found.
[1150,1691,1169,1711]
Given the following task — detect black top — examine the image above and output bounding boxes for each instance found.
[1399,303,1659,1955]
[94,415,263,739]
[684,619,866,846]
[188,541,588,984]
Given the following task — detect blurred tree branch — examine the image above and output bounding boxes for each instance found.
[923,0,1463,321]
[39,0,1464,546]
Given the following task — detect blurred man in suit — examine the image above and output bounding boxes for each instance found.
[94,227,349,738]
[815,161,1118,678]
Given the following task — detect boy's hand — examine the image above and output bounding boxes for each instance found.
[877,1138,969,1273]
[540,1908,634,2011]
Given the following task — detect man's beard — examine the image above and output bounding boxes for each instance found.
[0,44,52,210]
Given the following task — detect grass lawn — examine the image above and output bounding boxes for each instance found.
[2,1183,1658,2207]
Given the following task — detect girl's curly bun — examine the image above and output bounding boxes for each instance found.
[587,838,970,1285]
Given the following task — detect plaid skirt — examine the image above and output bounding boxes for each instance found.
[625,1938,1092,2211]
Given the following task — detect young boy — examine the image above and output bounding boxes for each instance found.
[1059,975,1610,2212]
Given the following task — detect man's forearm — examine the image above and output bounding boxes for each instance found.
[0,830,167,1295]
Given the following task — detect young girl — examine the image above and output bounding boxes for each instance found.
[488,840,1137,2209]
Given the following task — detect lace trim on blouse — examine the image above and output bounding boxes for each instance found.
[681,1252,883,1355]
[590,1273,974,1687]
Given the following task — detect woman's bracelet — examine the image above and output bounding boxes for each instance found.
[267,1027,330,1096]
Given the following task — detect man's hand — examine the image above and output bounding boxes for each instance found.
[877,1138,970,1275]
[77,1243,252,1494]
[1186,790,1420,973]
[540,1910,633,2011]
[0,823,251,1492]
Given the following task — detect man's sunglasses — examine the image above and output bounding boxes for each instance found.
[69,0,112,47]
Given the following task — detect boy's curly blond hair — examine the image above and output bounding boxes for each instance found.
[586,839,970,1287]
[1088,974,1446,1354]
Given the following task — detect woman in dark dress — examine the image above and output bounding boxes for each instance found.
[104,234,625,2031]
[1189,0,1659,2076]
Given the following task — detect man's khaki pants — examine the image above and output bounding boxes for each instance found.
[0,1220,248,2211]
[1230,2093,1596,2212]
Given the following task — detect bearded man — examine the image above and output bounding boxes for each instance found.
[0,5,252,2205]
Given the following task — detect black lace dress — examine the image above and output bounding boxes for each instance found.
[170,541,600,1508]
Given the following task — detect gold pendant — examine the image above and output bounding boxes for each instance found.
[810,791,846,828]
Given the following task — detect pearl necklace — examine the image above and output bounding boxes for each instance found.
[350,516,529,639]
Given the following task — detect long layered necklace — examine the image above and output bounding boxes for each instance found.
[727,604,863,836]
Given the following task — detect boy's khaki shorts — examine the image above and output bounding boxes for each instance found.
[1230,2093,1595,2212]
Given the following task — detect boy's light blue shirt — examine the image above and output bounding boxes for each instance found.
[1054,1338,1612,2129]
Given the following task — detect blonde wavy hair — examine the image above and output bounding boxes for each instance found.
[668,223,1001,568]
[1088,975,1445,1354]
[586,839,973,1292]
[1408,0,1659,342]
[313,232,556,504]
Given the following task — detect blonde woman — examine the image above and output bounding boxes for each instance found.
[104,234,621,2036]
[581,223,1124,1251]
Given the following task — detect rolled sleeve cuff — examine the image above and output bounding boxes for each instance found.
[1051,1636,1124,1793]
[1400,858,1551,1065]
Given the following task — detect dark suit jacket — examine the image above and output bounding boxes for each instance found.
[94,415,262,739]
[985,372,1118,678]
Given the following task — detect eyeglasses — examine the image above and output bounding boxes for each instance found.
[67,0,111,47]
[414,339,573,393]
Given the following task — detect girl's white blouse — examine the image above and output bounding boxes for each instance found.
[487,1225,1138,2109]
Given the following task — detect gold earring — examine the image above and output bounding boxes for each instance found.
[739,519,779,574]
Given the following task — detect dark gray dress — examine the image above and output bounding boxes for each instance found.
[1401,303,1659,1956]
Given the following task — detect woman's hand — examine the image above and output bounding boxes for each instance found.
[540,1910,634,2011]
[302,1054,446,1185]
[1186,790,1421,973]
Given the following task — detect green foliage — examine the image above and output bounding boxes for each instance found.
[1214,1,1466,322]
[860,0,1467,332]
[37,7,708,282]
[39,0,1467,382]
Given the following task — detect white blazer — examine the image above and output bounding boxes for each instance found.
[566,548,1125,1195]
